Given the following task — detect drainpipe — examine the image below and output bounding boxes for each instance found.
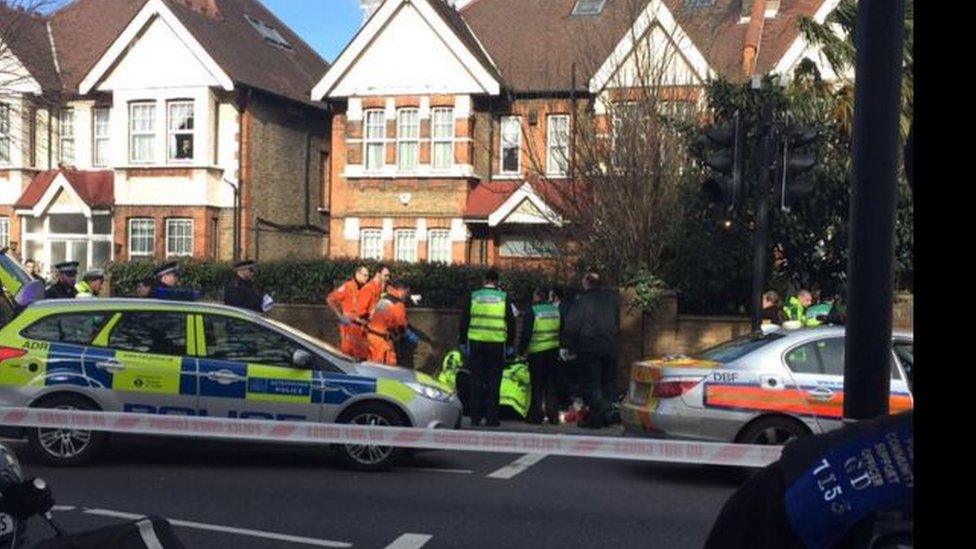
[46,108,52,169]
[742,0,768,78]
[304,128,312,226]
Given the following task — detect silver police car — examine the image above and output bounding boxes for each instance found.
[0,299,462,471]
[621,326,913,444]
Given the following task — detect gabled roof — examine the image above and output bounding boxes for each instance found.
[0,3,61,93]
[312,0,502,99]
[15,169,115,213]
[464,180,566,226]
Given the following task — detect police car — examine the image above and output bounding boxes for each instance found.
[0,298,462,471]
[620,326,913,445]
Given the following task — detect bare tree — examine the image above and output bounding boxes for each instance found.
[510,0,714,292]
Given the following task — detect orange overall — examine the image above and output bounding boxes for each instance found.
[326,279,371,360]
[366,292,408,365]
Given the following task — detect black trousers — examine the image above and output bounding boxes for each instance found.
[579,352,617,427]
[468,341,506,423]
[527,349,560,422]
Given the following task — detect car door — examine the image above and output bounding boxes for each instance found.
[88,311,199,415]
[196,313,320,421]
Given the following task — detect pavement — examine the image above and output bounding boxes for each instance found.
[5,422,745,548]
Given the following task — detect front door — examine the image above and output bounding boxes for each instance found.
[90,311,199,415]
[196,314,320,421]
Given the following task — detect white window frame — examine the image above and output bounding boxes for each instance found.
[427,229,451,264]
[394,229,418,263]
[547,114,570,177]
[0,103,9,165]
[0,217,9,248]
[498,235,561,258]
[167,100,194,163]
[363,110,386,172]
[500,116,521,175]
[397,108,420,172]
[128,218,155,258]
[165,218,193,257]
[129,102,156,164]
[93,107,110,167]
[431,108,454,171]
[360,228,383,260]
[59,108,75,165]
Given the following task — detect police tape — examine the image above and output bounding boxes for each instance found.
[0,407,782,468]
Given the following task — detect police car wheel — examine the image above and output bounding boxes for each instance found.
[27,394,106,466]
[738,416,810,446]
[336,402,406,472]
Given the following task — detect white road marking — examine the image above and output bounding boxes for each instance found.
[384,533,433,549]
[487,453,548,479]
[82,508,352,547]
[51,505,76,512]
[404,467,473,474]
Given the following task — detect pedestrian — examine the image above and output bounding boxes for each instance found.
[23,259,41,281]
[44,261,79,299]
[563,272,620,429]
[75,269,105,298]
[150,262,202,301]
[326,264,372,360]
[458,268,515,427]
[135,277,154,298]
[520,287,561,425]
[761,291,786,325]
[783,289,813,324]
[223,260,264,312]
[550,286,578,408]
[365,281,409,365]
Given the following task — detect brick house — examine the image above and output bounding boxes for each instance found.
[312,0,839,268]
[0,0,330,277]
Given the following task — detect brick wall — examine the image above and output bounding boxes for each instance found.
[244,94,330,261]
[113,205,221,261]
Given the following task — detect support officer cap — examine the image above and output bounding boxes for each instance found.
[154,261,179,278]
[55,261,79,275]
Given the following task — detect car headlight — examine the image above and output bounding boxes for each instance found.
[405,382,453,402]
[0,443,22,485]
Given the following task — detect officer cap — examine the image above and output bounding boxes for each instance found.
[233,260,256,270]
[154,261,179,278]
[55,261,79,275]
[83,269,105,282]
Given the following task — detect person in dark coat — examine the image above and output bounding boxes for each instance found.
[44,262,79,299]
[761,291,787,325]
[563,272,620,429]
[223,260,263,312]
[150,262,201,302]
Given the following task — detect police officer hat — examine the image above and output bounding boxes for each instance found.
[83,269,105,282]
[154,261,179,278]
[55,261,79,275]
[233,260,256,271]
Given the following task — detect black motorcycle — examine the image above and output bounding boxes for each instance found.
[0,443,186,548]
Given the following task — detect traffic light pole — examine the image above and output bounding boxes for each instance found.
[750,98,774,333]
[843,0,906,421]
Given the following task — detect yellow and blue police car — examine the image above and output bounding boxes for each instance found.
[0,298,461,471]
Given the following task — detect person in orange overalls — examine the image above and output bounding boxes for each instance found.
[326,265,372,360]
[365,282,409,365]
[361,264,390,313]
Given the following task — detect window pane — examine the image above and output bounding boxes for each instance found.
[360,229,383,260]
[94,108,110,167]
[92,241,111,268]
[168,102,194,161]
[428,229,451,263]
[547,115,569,175]
[398,110,419,138]
[109,312,186,355]
[784,342,821,375]
[203,315,300,367]
[49,214,87,234]
[364,110,386,171]
[366,111,385,139]
[498,235,561,258]
[432,109,453,138]
[0,218,8,248]
[394,230,417,262]
[0,103,10,164]
[24,216,43,234]
[814,338,845,376]
[130,103,155,163]
[130,218,155,256]
[397,109,419,172]
[501,117,520,173]
[22,312,110,345]
[166,219,193,256]
[91,215,112,235]
[433,142,452,170]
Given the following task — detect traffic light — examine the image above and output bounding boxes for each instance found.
[701,111,744,209]
[776,125,818,212]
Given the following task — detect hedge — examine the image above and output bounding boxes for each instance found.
[105,259,572,309]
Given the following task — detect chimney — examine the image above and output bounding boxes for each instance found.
[172,0,222,19]
[741,0,767,78]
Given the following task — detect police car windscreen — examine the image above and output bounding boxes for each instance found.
[0,254,32,286]
[263,316,354,362]
[694,332,785,363]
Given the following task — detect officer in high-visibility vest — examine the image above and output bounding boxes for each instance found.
[783,289,814,325]
[519,287,561,424]
[75,269,104,298]
[458,268,515,427]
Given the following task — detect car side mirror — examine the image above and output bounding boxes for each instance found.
[292,349,312,368]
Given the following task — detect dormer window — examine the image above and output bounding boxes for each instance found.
[244,13,293,50]
[572,0,606,16]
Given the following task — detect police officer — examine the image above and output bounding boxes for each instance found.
[520,287,561,424]
[150,262,201,301]
[75,269,105,298]
[45,261,79,299]
[458,268,515,427]
[223,260,263,312]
